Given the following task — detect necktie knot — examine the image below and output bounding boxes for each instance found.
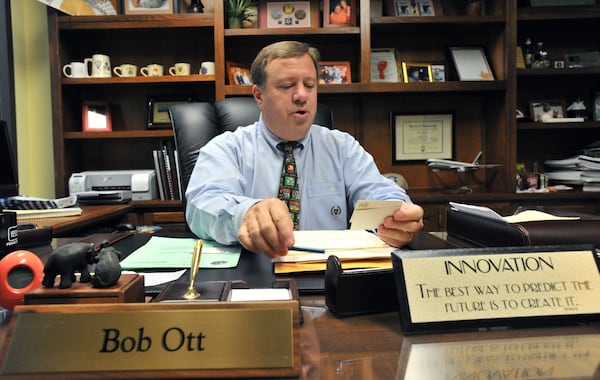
[277,141,301,154]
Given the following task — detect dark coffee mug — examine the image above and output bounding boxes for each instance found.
[0,211,18,256]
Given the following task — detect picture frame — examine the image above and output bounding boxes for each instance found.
[318,61,352,84]
[402,62,433,83]
[529,99,566,122]
[147,97,193,129]
[387,0,442,16]
[226,62,252,85]
[260,1,311,28]
[124,0,174,15]
[323,0,357,27]
[391,113,453,162]
[449,47,495,81]
[594,92,600,122]
[370,48,400,82]
[82,101,112,132]
[430,64,445,82]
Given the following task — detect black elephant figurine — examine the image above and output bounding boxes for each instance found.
[91,241,122,288]
[42,242,98,289]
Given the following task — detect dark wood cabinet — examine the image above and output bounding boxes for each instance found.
[46,1,600,230]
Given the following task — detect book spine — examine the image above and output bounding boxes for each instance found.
[152,150,166,200]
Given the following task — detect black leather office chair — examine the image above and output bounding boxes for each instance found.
[169,97,334,215]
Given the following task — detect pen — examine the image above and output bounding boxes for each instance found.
[289,246,326,253]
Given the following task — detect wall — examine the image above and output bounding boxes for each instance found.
[11,0,54,198]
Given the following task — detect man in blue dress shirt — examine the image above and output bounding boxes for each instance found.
[186,41,424,258]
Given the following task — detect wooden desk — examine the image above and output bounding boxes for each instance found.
[300,296,600,379]
[29,204,130,237]
[2,232,598,379]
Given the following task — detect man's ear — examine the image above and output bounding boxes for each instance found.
[252,85,263,108]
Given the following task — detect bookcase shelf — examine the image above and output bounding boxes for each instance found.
[46,0,600,230]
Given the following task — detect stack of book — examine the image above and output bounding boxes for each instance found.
[152,141,182,200]
[544,154,600,192]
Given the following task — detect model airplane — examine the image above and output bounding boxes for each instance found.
[426,151,500,172]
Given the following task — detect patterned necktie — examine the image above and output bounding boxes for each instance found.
[277,141,301,230]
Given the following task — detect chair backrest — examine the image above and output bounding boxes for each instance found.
[169,97,333,213]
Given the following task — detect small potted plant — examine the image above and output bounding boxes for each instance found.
[227,0,252,28]
[465,0,485,16]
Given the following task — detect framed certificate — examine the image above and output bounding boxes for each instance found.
[449,47,494,81]
[391,113,453,162]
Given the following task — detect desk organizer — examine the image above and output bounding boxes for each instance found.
[325,256,399,317]
[24,273,145,304]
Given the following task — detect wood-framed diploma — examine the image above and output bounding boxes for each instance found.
[391,113,453,162]
[391,245,600,333]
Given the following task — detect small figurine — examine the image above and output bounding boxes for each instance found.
[566,98,588,120]
[91,242,122,288]
[42,243,97,289]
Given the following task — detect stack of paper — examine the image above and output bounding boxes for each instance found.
[544,155,600,189]
[449,202,580,224]
[273,230,395,274]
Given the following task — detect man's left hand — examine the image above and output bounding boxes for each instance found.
[376,203,424,247]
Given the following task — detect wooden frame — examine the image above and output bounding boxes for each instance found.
[124,0,174,15]
[391,113,453,162]
[147,97,193,129]
[260,1,311,28]
[82,101,112,132]
[318,61,351,84]
[226,62,252,85]
[449,47,494,81]
[529,99,566,122]
[323,0,357,27]
[402,62,433,83]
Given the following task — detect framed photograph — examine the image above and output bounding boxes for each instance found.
[402,62,432,83]
[226,62,252,85]
[260,1,311,28]
[318,61,351,84]
[124,0,174,15]
[529,99,565,122]
[594,92,600,122]
[324,0,357,27]
[370,48,400,82]
[430,64,445,82]
[82,101,112,132]
[147,97,193,129]
[387,0,441,16]
[391,113,453,162]
[389,0,419,16]
[449,47,495,81]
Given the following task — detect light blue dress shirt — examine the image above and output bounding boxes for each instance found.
[185,116,412,245]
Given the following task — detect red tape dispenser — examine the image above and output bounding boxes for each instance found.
[0,250,44,310]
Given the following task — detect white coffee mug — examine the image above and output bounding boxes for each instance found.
[141,64,164,77]
[113,63,137,77]
[84,54,111,78]
[62,62,88,78]
[169,62,191,76]
[200,61,215,75]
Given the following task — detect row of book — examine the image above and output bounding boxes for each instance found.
[152,141,182,200]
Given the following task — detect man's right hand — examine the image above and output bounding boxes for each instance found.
[238,198,295,258]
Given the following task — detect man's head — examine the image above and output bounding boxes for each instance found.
[251,41,321,141]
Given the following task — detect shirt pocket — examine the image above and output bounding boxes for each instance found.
[305,181,347,228]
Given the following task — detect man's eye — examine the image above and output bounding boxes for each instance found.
[304,82,316,89]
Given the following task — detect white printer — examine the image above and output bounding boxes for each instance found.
[68,170,158,203]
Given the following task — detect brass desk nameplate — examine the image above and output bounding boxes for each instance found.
[391,244,600,333]
[0,301,300,379]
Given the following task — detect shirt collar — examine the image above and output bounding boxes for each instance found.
[258,113,311,150]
